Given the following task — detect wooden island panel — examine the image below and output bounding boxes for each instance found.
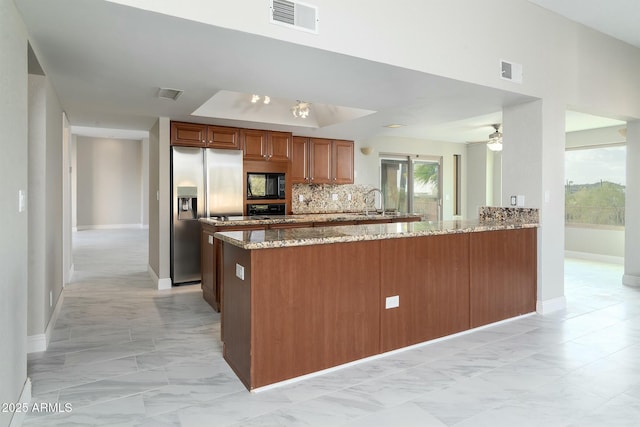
[469,228,537,328]
[223,240,381,389]
[380,234,470,352]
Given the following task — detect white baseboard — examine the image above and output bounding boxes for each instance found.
[148,265,172,290]
[564,250,624,265]
[536,296,567,315]
[27,290,65,354]
[9,378,31,427]
[67,263,75,284]
[158,278,172,290]
[76,223,144,230]
[622,274,640,287]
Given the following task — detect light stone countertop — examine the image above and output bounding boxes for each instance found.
[199,212,423,227]
[214,219,539,250]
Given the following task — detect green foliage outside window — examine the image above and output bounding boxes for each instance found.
[565,181,625,226]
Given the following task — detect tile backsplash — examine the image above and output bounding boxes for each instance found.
[478,206,539,224]
[292,184,377,214]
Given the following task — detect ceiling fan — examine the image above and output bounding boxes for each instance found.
[466,124,503,152]
[486,124,503,152]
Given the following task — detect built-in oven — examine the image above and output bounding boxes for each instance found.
[247,203,286,217]
[247,172,285,200]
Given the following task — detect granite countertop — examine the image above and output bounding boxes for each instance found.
[214,219,539,250]
[199,212,423,227]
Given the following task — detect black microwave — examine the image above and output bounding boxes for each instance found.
[247,173,285,200]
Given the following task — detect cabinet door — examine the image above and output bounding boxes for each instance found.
[290,137,309,184]
[267,131,291,162]
[309,138,332,184]
[171,121,206,147]
[207,126,240,149]
[242,129,267,160]
[201,229,218,311]
[469,228,537,328]
[332,140,354,184]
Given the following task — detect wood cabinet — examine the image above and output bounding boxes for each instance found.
[219,226,537,390]
[332,139,355,184]
[201,223,266,313]
[207,125,241,149]
[170,121,240,149]
[290,137,309,183]
[223,241,381,389]
[469,228,537,328]
[201,229,217,311]
[202,216,422,312]
[380,234,470,352]
[242,129,291,162]
[291,137,354,184]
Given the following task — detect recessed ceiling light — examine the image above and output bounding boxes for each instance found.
[158,88,183,101]
[384,124,404,128]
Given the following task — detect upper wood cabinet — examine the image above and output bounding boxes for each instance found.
[207,126,241,149]
[332,139,354,184]
[170,121,240,149]
[171,121,207,147]
[292,137,354,184]
[242,129,291,162]
[290,137,309,183]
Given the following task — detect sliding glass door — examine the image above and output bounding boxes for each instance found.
[381,155,442,221]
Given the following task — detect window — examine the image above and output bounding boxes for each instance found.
[565,145,625,227]
[380,155,442,221]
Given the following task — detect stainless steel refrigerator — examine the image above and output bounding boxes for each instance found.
[171,147,243,285]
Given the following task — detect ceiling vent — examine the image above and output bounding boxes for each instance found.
[158,88,183,101]
[270,0,319,33]
[500,60,523,84]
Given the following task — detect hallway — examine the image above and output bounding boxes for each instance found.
[23,229,640,426]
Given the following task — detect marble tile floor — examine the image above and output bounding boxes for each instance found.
[22,229,640,426]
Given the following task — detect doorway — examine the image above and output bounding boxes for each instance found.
[380,155,442,221]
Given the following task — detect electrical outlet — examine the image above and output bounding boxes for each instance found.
[347,193,352,201]
[510,195,517,206]
[235,263,245,280]
[332,193,338,201]
[298,195,304,202]
[385,295,399,309]
[517,195,525,207]
[208,235,213,245]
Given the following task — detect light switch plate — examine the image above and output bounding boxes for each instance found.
[385,295,399,309]
[235,263,245,280]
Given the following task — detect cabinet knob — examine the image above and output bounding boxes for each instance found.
[263,154,268,159]
[202,140,206,143]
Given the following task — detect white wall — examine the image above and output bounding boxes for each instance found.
[0,0,29,425]
[75,136,144,228]
[565,226,624,261]
[111,0,640,118]
[147,118,171,289]
[26,71,64,349]
[466,144,489,219]
[141,137,149,227]
[355,136,467,220]
[148,120,160,276]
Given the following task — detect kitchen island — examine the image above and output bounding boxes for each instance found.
[199,212,422,311]
[215,212,538,390]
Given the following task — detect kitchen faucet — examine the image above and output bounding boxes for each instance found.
[365,188,385,216]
